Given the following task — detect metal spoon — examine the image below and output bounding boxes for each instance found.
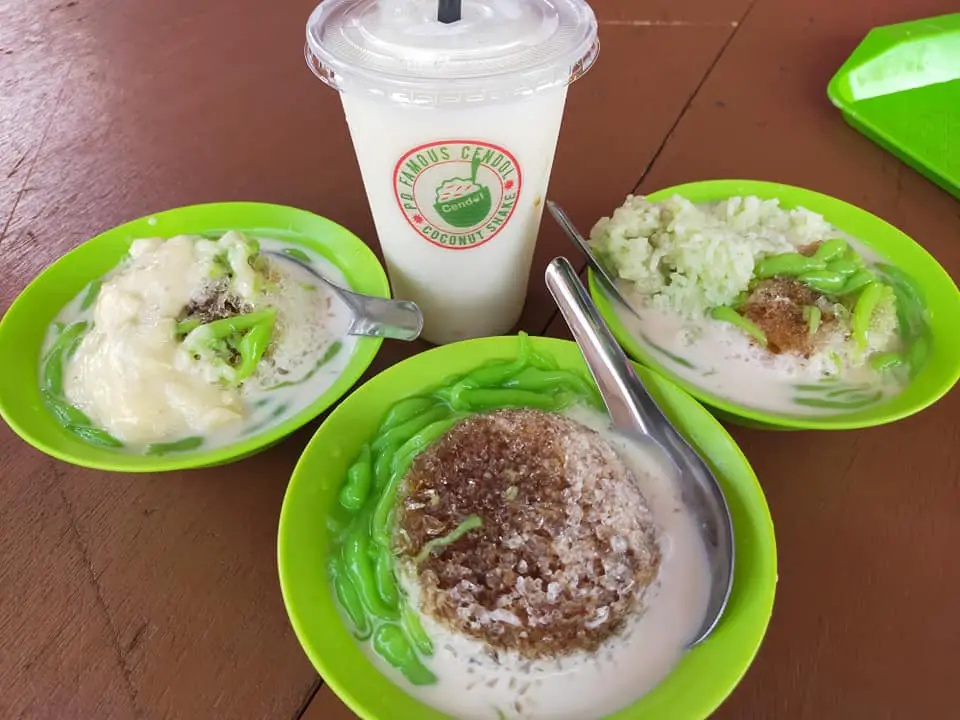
[546,200,642,320]
[266,252,423,341]
[544,255,734,646]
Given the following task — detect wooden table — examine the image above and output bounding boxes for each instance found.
[2,0,958,718]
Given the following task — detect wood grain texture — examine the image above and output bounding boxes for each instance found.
[0,453,137,720]
[1,0,958,719]
[304,685,367,720]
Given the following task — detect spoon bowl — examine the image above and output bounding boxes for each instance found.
[545,256,735,646]
[265,251,423,341]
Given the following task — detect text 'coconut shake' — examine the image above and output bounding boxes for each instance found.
[306,0,599,344]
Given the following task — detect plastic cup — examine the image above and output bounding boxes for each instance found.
[306,0,599,344]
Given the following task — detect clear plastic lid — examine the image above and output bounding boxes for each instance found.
[305,0,599,105]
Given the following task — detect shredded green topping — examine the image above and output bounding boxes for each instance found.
[414,515,483,564]
[710,305,768,347]
[802,305,822,336]
[181,308,277,387]
[40,321,124,449]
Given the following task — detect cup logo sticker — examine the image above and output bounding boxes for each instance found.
[393,140,522,250]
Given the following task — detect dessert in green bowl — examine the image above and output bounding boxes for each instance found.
[0,202,389,472]
[278,334,777,720]
[586,179,960,430]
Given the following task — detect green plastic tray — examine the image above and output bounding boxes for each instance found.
[828,13,960,200]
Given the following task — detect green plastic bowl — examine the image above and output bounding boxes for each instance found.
[590,179,960,430]
[0,202,389,472]
[278,335,777,720]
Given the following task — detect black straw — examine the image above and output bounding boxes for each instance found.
[437,0,462,24]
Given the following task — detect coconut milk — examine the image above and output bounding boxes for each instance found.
[612,289,901,416]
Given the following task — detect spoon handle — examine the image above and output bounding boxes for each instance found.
[544,257,672,442]
[547,255,736,645]
[546,201,620,292]
[546,200,645,322]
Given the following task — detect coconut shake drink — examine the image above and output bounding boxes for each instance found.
[306,0,599,344]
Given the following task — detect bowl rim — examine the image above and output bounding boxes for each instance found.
[0,201,389,472]
[277,334,778,720]
[589,178,960,430]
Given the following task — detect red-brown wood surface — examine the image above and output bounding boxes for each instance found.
[1,0,957,719]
